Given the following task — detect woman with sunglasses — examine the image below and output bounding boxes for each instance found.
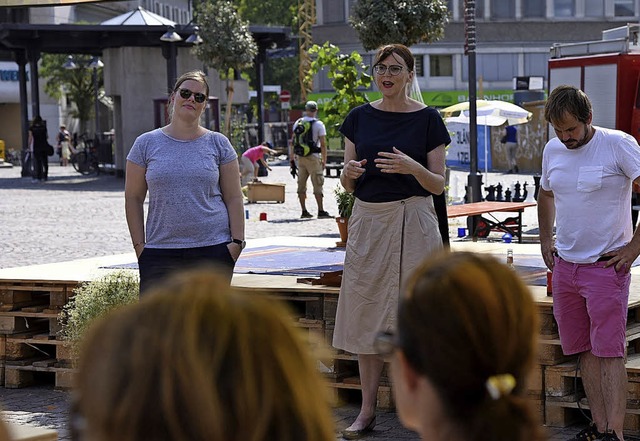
[125,70,245,295]
[380,251,543,441]
[333,43,451,439]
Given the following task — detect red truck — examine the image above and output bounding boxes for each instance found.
[548,24,640,142]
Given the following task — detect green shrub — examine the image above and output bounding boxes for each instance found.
[59,271,139,357]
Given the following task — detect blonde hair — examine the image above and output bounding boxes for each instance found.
[399,251,543,441]
[75,268,335,441]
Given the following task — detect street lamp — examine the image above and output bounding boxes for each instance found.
[63,55,104,139]
[88,57,104,137]
[160,23,203,94]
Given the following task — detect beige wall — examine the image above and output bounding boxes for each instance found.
[103,46,248,176]
[0,104,22,154]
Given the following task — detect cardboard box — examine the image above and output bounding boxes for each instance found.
[247,182,285,203]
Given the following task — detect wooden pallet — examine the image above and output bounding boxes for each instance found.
[0,281,77,312]
[4,364,76,390]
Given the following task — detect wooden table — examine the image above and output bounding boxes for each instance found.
[447,201,537,243]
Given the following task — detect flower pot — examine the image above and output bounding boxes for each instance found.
[336,217,349,247]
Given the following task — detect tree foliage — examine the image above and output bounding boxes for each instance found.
[306,43,372,138]
[39,53,101,132]
[194,0,257,73]
[235,0,296,26]
[350,0,450,51]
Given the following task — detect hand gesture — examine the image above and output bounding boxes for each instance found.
[345,159,367,180]
[375,147,418,174]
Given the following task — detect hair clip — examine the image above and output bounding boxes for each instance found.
[485,373,516,400]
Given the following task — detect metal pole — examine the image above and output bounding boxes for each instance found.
[465,0,482,203]
[93,67,100,137]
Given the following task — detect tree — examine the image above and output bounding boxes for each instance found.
[235,0,296,25]
[39,53,101,134]
[194,0,257,136]
[306,43,372,139]
[350,0,450,51]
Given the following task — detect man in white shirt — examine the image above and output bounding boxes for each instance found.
[538,85,640,441]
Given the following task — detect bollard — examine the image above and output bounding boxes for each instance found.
[245,210,249,220]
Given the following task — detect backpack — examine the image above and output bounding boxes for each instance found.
[293,118,321,156]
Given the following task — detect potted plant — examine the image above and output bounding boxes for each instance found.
[334,185,355,247]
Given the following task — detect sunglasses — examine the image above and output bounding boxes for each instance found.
[373,64,405,76]
[178,88,206,103]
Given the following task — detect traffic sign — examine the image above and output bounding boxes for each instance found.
[279,90,291,102]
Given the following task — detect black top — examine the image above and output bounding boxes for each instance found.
[30,123,48,153]
[339,104,451,202]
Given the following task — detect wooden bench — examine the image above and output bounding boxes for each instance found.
[325,150,344,177]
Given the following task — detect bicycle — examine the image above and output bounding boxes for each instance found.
[71,133,100,175]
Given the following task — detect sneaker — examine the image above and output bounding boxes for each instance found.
[568,423,603,441]
[300,210,313,219]
[317,210,333,219]
[601,431,620,441]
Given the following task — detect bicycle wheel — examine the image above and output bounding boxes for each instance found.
[73,152,92,175]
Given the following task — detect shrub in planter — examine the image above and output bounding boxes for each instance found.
[334,185,355,219]
[59,270,139,361]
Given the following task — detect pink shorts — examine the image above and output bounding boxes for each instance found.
[552,256,630,357]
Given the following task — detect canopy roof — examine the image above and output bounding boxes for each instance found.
[0,22,291,60]
[101,6,176,26]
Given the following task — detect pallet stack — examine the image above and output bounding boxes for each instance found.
[0,280,78,389]
[536,288,640,436]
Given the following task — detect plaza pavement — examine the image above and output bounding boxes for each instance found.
[0,160,597,440]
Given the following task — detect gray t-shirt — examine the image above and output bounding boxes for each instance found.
[127,128,237,249]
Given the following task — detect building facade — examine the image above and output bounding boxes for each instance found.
[312,0,639,107]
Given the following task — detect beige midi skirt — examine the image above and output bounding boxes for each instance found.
[332,195,443,354]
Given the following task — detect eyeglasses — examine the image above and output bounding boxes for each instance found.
[373,64,405,76]
[374,330,399,359]
[178,88,206,103]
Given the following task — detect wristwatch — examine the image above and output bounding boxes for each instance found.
[232,238,246,250]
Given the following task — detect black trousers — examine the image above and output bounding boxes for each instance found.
[137,243,235,296]
[33,150,48,180]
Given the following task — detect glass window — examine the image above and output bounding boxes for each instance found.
[585,0,604,17]
[524,53,548,77]
[429,55,453,77]
[615,0,635,16]
[414,55,424,76]
[491,0,514,18]
[523,0,545,17]
[554,0,575,17]
[324,0,346,24]
[466,53,517,81]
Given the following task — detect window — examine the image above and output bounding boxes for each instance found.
[523,0,545,17]
[164,4,170,19]
[461,54,517,81]
[324,0,345,24]
[154,2,161,15]
[491,0,514,18]
[554,0,575,17]
[615,0,635,16]
[585,0,604,17]
[524,53,548,77]
[429,55,453,77]
[414,56,424,76]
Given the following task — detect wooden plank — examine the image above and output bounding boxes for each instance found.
[447,201,537,218]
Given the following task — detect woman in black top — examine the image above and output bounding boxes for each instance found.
[332,44,451,439]
[28,115,50,182]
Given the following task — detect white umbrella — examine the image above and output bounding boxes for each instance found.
[441,100,532,177]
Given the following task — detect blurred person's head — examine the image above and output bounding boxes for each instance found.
[74,268,335,441]
[384,251,542,441]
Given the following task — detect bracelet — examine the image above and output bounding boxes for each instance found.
[133,242,145,249]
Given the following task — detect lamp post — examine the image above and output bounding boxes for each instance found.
[63,55,104,139]
[88,57,104,138]
[160,24,203,94]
